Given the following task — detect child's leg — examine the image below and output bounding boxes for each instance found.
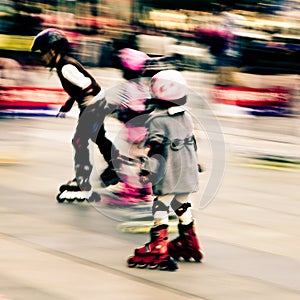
[96,125,121,187]
[72,121,93,191]
[152,194,174,226]
[126,195,178,271]
[169,194,203,262]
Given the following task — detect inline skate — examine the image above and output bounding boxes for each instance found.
[168,221,203,262]
[56,178,100,203]
[104,181,153,206]
[127,224,178,271]
[101,155,153,206]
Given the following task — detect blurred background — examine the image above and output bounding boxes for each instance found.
[0,0,299,70]
[1,0,299,116]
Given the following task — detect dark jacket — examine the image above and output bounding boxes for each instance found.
[56,55,101,112]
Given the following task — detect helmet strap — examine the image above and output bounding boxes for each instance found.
[49,50,60,71]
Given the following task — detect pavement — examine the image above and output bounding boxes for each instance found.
[0,68,300,300]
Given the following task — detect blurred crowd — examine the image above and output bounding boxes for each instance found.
[1,1,299,117]
[0,0,299,72]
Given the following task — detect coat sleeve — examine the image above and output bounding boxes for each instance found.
[141,117,166,177]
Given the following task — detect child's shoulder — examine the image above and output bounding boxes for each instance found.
[147,106,189,124]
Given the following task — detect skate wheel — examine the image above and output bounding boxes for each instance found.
[193,251,204,262]
[56,193,65,203]
[158,261,168,270]
[137,262,147,269]
[67,198,75,203]
[183,255,191,262]
[148,262,159,269]
[127,256,137,268]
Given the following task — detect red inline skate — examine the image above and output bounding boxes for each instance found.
[127,224,178,271]
[168,221,203,262]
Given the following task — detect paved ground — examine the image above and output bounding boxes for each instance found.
[0,112,299,300]
[0,68,299,300]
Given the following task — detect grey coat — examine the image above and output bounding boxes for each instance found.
[143,106,199,195]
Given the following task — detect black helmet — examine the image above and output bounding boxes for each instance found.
[31,28,70,55]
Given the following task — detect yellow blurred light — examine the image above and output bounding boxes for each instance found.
[0,34,34,51]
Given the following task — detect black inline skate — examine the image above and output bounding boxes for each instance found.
[127,224,178,271]
[56,178,100,203]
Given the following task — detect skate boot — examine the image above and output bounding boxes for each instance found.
[100,160,121,187]
[168,221,203,262]
[127,224,178,271]
[59,178,79,192]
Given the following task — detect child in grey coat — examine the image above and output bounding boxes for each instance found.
[127,70,203,271]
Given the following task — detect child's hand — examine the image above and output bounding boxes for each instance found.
[198,164,203,172]
[140,169,150,184]
[56,112,66,118]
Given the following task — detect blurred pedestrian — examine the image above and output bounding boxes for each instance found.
[31,28,121,202]
[209,10,242,86]
[127,70,203,271]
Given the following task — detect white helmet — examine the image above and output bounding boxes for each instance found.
[150,70,187,101]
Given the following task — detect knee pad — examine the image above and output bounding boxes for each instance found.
[171,199,191,217]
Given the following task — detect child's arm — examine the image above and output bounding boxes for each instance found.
[140,138,165,183]
[56,97,76,117]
